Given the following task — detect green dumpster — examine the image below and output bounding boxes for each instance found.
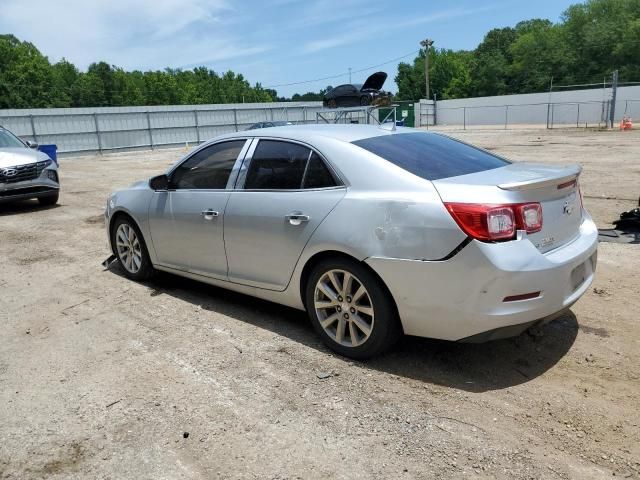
[378,101,415,127]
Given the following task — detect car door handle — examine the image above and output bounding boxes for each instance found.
[285,212,310,225]
[201,209,219,219]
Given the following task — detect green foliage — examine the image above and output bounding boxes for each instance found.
[0,35,275,108]
[396,0,640,100]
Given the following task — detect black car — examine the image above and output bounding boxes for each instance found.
[323,72,391,108]
[247,121,293,130]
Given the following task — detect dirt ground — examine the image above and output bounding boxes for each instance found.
[0,127,638,480]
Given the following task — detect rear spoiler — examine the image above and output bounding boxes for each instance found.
[498,164,582,191]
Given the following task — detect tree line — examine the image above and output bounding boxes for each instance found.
[1,0,638,109]
[0,34,274,109]
[395,0,640,100]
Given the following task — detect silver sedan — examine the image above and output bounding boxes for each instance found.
[105,125,598,359]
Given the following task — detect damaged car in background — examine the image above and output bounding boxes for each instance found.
[104,125,597,360]
[0,126,59,205]
[323,72,392,108]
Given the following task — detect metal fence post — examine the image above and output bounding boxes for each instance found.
[303,106,307,124]
[93,113,103,154]
[425,103,429,130]
[146,111,153,149]
[550,104,554,129]
[576,104,580,128]
[29,115,38,142]
[194,110,200,143]
[504,105,508,130]
[546,103,550,129]
[433,94,437,126]
[233,108,238,132]
[463,107,466,130]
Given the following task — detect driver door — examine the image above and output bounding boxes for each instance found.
[148,139,248,278]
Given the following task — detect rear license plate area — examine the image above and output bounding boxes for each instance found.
[571,262,587,291]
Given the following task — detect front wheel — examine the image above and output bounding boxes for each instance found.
[110,216,154,281]
[38,192,59,206]
[306,258,401,359]
[360,96,370,106]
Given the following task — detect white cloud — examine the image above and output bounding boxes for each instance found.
[0,0,266,70]
[299,4,503,54]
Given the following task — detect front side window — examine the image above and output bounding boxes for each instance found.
[171,140,245,189]
[243,140,339,190]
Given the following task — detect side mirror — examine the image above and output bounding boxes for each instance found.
[149,174,169,191]
[26,140,39,149]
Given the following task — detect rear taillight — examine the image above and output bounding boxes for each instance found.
[445,202,543,242]
[517,203,542,233]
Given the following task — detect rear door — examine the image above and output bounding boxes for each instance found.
[224,139,346,290]
[148,139,248,277]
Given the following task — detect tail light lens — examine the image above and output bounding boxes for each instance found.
[445,202,543,242]
[517,203,542,233]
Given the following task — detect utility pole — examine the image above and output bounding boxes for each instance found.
[609,69,618,128]
[420,38,434,100]
[348,67,352,83]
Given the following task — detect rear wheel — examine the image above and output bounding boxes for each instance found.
[111,216,154,281]
[327,99,337,109]
[306,258,401,359]
[360,95,370,106]
[38,192,59,206]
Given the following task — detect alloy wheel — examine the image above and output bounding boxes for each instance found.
[115,223,142,274]
[314,269,374,347]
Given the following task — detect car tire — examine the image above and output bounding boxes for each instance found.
[110,216,154,281]
[305,258,402,360]
[38,192,59,206]
[360,96,370,106]
[328,99,337,109]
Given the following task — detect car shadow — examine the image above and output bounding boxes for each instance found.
[0,199,60,216]
[107,266,578,393]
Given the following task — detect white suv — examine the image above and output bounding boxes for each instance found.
[0,126,59,205]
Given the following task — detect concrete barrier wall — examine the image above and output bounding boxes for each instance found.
[434,86,640,127]
[0,102,324,155]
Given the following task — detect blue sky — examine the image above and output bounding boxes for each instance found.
[1,0,577,97]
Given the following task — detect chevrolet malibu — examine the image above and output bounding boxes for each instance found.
[105,125,597,359]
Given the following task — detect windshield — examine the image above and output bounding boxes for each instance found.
[352,132,510,181]
[0,129,26,148]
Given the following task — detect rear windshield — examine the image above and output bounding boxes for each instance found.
[352,132,509,181]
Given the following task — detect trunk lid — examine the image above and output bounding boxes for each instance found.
[433,163,583,253]
[361,71,387,91]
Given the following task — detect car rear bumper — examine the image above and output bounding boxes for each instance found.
[366,212,598,341]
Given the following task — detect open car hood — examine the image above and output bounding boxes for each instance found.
[361,71,387,91]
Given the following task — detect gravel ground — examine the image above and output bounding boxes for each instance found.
[0,128,638,479]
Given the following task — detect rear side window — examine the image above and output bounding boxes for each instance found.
[352,133,509,181]
[243,140,338,190]
[303,152,337,189]
[244,140,310,189]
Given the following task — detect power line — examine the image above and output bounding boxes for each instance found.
[263,50,420,89]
